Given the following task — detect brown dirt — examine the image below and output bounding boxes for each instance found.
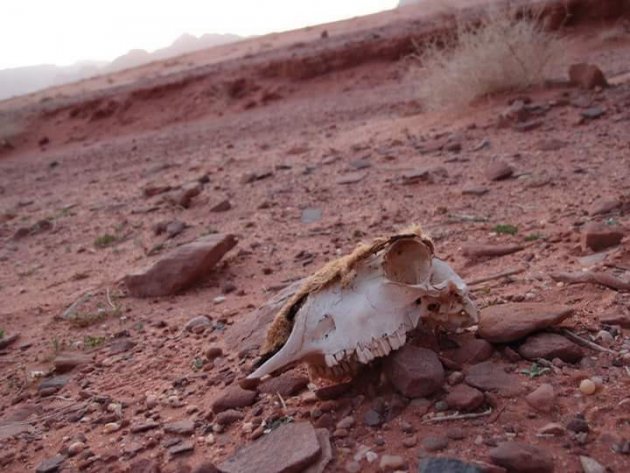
[1,0,629,472]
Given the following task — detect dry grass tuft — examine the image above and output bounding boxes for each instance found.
[415,8,563,110]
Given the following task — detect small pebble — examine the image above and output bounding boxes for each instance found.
[67,441,85,456]
[104,422,121,433]
[580,379,597,395]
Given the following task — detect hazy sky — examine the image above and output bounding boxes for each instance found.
[2,0,398,70]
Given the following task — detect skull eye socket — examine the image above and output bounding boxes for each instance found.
[382,238,432,284]
[427,303,440,312]
[414,297,422,306]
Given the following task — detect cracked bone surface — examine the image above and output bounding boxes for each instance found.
[248,226,478,381]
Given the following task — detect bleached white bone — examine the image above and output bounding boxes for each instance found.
[248,237,477,380]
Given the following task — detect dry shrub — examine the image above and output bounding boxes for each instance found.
[416,8,563,109]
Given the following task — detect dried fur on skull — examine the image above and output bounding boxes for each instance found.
[250,224,476,381]
[262,224,432,356]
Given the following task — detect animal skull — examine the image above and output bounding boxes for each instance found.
[248,227,477,381]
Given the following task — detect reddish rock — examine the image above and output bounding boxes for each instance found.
[215,409,244,426]
[129,458,161,473]
[211,199,232,212]
[600,313,630,329]
[123,233,236,297]
[518,333,583,363]
[445,384,485,411]
[452,339,494,365]
[489,442,554,473]
[258,373,309,397]
[174,182,203,208]
[478,303,573,343]
[462,244,524,258]
[385,345,445,398]
[0,333,19,350]
[569,63,608,89]
[465,361,522,397]
[164,419,195,435]
[589,197,622,216]
[53,352,91,373]
[582,223,625,252]
[525,383,556,413]
[211,386,257,413]
[35,455,67,473]
[486,161,514,181]
[218,422,321,473]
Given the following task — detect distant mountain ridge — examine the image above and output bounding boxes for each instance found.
[0,32,241,101]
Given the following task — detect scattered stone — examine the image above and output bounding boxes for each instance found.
[168,440,194,456]
[401,167,448,185]
[185,315,212,333]
[215,409,244,426]
[109,338,136,354]
[582,223,625,252]
[314,381,352,400]
[525,384,556,413]
[174,182,203,208]
[336,416,355,430]
[53,352,91,373]
[465,361,522,397]
[143,184,172,197]
[345,461,361,473]
[600,313,630,329]
[67,441,85,456]
[385,345,445,398]
[462,244,524,259]
[422,436,449,452]
[0,333,19,350]
[164,419,195,435]
[418,457,483,473]
[38,375,71,396]
[363,409,383,427]
[569,64,608,89]
[35,454,66,473]
[579,379,597,396]
[402,435,417,448]
[211,199,232,212]
[566,415,590,433]
[478,303,573,343]
[206,346,223,360]
[589,198,622,216]
[129,458,161,472]
[581,106,605,120]
[130,421,159,433]
[579,456,606,473]
[336,171,367,185]
[219,422,321,473]
[489,442,554,473]
[104,422,121,433]
[537,138,566,152]
[0,422,34,441]
[379,454,406,471]
[537,423,565,436]
[259,373,309,397]
[304,429,332,473]
[452,339,494,365]
[486,161,514,181]
[518,333,583,363]
[301,208,322,224]
[445,384,485,412]
[462,186,489,196]
[212,386,257,413]
[124,233,236,297]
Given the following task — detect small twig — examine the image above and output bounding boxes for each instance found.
[106,288,116,311]
[277,392,287,410]
[558,328,618,355]
[468,268,525,286]
[424,407,493,423]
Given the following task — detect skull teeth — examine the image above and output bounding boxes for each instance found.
[325,354,337,367]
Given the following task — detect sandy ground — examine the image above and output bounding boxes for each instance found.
[1,1,630,472]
